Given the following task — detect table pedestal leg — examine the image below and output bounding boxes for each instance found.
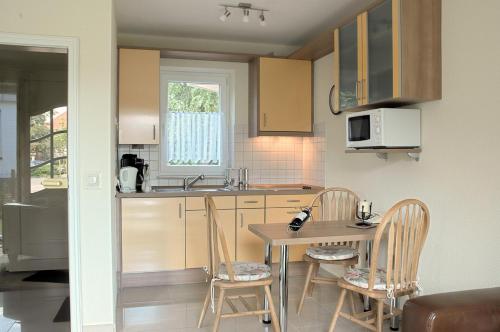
[279,245,289,332]
[364,240,373,311]
[263,242,272,324]
[390,298,400,330]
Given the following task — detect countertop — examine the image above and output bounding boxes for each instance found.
[115,184,323,198]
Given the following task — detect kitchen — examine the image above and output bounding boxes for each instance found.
[0,0,499,331]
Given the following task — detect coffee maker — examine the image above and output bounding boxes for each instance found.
[120,154,145,192]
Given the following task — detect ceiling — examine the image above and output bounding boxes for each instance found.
[0,45,67,93]
[116,0,370,46]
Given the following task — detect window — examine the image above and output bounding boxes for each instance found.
[30,106,68,193]
[160,69,230,175]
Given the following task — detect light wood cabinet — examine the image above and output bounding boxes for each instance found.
[118,48,160,144]
[122,197,185,273]
[236,208,265,262]
[249,57,312,136]
[266,207,309,262]
[334,0,441,112]
[185,209,236,269]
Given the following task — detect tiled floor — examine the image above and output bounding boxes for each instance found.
[117,274,394,332]
[0,287,70,332]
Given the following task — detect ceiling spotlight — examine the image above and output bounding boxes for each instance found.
[242,8,250,23]
[218,3,269,25]
[219,7,231,22]
[259,11,266,26]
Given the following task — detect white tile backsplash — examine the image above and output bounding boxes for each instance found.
[117,123,326,187]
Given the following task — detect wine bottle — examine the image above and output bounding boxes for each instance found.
[288,207,312,232]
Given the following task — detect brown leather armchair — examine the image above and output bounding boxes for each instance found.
[402,287,500,332]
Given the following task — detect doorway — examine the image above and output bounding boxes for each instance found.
[0,44,71,331]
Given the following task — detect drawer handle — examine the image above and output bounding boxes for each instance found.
[287,211,300,215]
[243,200,259,204]
[287,199,301,203]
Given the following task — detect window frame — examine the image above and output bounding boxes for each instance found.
[159,67,231,176]
[29,107,68,193]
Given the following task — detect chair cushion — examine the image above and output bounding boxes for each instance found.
[343,267,388,290]
[218,262,271,281]
[306,245,358,261]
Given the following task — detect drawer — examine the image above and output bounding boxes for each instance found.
[237,195,265,209]
[265,194,316,208]
[186,196,235,210]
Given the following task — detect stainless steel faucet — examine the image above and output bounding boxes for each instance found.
[183,174,205,190]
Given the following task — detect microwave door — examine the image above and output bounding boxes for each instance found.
[348,115,371,142]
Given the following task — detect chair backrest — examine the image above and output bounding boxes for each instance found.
[205,196,236,281]
[309,187,360,248]
[309,187,360,222]
[368,199,430,293]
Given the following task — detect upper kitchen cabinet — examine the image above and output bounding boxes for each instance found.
[118,48,160,144]
[249,57,312,136]
[334,0,441,112]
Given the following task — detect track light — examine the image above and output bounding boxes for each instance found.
[259,11,266,26]
[242,8,250,23]
[218,3,269,26]
[219,7,231,22]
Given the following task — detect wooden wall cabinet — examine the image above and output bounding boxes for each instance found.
[334,0,441,112]
[118,48,160,144]
[121,197,185,273]
[249,57,313,136]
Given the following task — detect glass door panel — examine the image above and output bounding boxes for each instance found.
[339,20,358,110]
[367,0,393,103]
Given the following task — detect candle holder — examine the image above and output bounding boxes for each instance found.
[356,201,373,226]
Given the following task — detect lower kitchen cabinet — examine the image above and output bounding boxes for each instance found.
[122,197,185,273]
[236,208,265,263]
[185,209,236,269]
[266,207,309,263]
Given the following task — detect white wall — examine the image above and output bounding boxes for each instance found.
[315,0,500,293]
[0,96,16,178]
[0,1,117,330]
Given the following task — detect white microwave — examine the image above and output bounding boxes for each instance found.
[346,108,421,148]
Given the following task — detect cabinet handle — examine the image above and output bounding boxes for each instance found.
[356,81,360,102]
[287,211,300,215]
[240,213,244,228]
[263,113,268,128]
[244,200,258,204]
[153,125,156,140]
[178,203,182,219]
[287,199,301,203]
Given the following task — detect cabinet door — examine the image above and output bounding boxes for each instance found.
[367,0,394,103]
[122,197,185,273]
[236,209,265,262]
[259,57,312,133]
[266,207,309,263]
[186,210,236,269]
[118,48,160,144]
[337,19,361,111]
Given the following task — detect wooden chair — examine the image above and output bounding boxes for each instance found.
[197,196,281,332]
[328,199,430,332]
[297,187,360,315]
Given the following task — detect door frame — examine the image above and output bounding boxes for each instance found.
[0,32,82,332]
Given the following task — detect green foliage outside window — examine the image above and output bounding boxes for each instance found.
[168,82,219,113]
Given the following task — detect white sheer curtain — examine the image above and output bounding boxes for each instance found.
[167,111,221,165]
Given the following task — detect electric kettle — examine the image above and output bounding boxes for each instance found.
[119,167,138,193]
